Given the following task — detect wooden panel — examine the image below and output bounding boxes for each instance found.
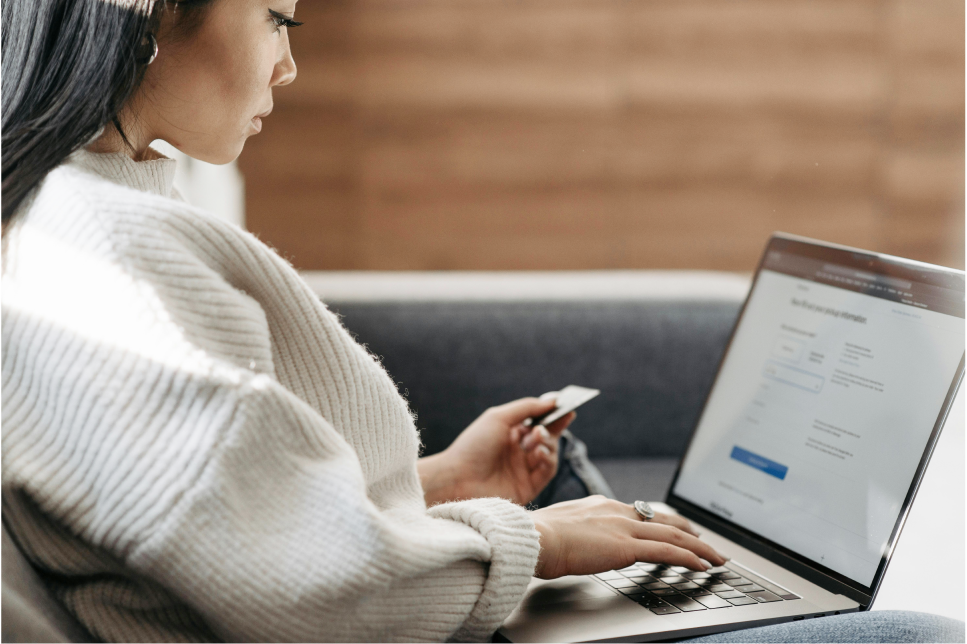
[879,0,965,268]
[237,0,964,272]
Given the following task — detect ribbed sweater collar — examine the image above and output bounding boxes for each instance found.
[69,147,177,198]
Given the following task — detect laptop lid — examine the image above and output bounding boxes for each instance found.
[665,233,965,608]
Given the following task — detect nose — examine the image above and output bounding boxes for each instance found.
[273,32,297,87]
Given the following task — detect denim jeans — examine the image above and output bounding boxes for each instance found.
[529,429,616,507]
[682,610,965,643]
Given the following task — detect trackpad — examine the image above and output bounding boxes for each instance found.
[520,577,621,612]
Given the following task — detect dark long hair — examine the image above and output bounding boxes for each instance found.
[1,0,209,226]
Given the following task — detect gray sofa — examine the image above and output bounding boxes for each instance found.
[317,272,748,503]
[2,271,749,642]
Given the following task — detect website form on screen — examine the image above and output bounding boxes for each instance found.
[673,254,965,588]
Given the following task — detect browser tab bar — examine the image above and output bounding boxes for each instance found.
[761,248,964,318]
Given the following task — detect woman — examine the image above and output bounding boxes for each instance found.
[1,0,961,642]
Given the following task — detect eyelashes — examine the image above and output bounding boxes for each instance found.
[269,9,303,31]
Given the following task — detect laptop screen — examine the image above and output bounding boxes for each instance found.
[672,239,964,588]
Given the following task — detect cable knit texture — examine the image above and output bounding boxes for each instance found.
[1,149,541,642]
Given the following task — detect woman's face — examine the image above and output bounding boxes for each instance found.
[137,0,298,163]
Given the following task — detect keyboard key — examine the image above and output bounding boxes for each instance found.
[650,605,682,615]
[747,577,799,601]
[714,572,741,580]
[636,563,661,572]
[643,581,670,590]
[683,588,712,597]
[695,594,732,609]
[722,564,798,599]
[671,582,700,590]
[606,578,642,589]
[747,591,782,603]
[659,575,687,584]
[638,598,664,609]
[745,576,795,597]
[650,588,681,596]
[727,596,758,606]
[618,565,639,573]
[624,574,656,583]
[595,571,625,581]
[761,585,798,599]
[707,584,733,593]
[724,578,751,588]
[682,571,712,580]
[707,566,730,574]
[665,596,707,612]
[670,566,692,573]
[715,590,745,599]
[733,584,764,593]
[619,587,649,597]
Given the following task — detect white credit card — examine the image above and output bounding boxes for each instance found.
[531,385,600,426]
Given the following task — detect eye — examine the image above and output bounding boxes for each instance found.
[268,9,303,33]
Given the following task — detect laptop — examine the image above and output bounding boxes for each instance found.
[498,233,965,643]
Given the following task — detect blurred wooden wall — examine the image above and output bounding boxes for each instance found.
[238,0,965,271]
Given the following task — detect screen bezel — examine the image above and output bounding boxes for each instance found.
[664,232,966,607]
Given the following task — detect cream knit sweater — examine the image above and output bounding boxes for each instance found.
[1,149,541,642]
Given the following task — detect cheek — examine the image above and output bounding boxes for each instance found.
[211,44,270,123]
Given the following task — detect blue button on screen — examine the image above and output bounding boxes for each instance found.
[730,446,788,480]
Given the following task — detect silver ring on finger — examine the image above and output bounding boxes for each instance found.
[634,500,655,521]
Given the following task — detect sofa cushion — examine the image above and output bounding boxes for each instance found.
[329,300,741,459]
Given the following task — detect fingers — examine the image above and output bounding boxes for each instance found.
[526,443,553,470]
[521,424,555,450]
[617,502,701,538]
[543,411,576,437]
[630,520,727,567]
[491,397,556,425]
[651,511,701,537]
[633,538,708,572]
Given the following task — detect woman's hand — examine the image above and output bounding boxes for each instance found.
[531,496,728,579]
[418,397,576,506]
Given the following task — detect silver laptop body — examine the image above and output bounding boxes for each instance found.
[499,233,965,642]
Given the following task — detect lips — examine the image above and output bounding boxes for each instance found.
[251,107,272,133]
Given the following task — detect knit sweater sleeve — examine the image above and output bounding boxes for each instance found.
[119,375,540,643]
[2,168,540,642]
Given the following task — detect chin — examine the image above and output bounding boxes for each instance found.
[194,143,246,166]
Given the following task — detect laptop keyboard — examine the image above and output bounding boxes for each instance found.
[593,562,800,615]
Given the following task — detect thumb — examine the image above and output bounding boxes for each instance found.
[490,397,557,425]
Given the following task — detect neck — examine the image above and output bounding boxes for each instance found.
[86,107,157,161]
